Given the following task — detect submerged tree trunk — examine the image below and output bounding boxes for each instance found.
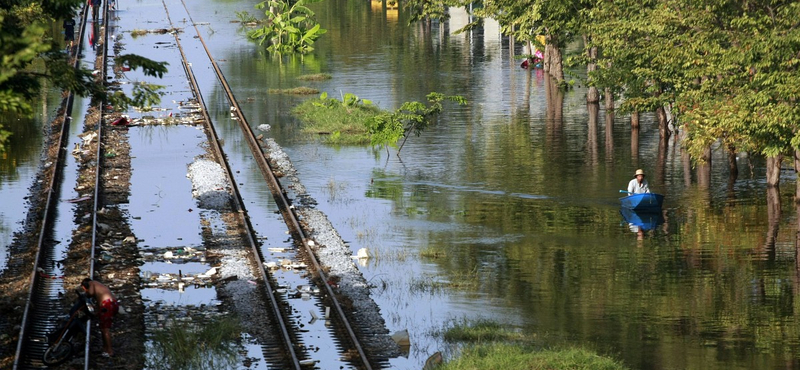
[545,35,564,82]
[697,146,712,188]
[587,103,599,168]
[766,185,781,256]
[605,111,614,162]
[604,87,613,111]
[766,155,783,188]
[631,126,639,162]
[584,35,598,104]
[728,145,738,182]
[795,150,800,203]
[631,111,640,129]
[655,134,668,185]
[655,105,670,142]
[682,148,692,186]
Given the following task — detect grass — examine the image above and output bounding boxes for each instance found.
[267,86,320,95]
[146,317,241,370]
[297,73,332,81]
[441,319,526,342]
[420,246,447,259]
[439,343,630,370]
[436,319,629,370]
[130,29,148,37]
[409,269,479,294]
[292,97,383,145]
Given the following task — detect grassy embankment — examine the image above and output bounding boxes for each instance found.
[437,320,629,370]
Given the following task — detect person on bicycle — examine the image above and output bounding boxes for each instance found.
[81,278,118,357]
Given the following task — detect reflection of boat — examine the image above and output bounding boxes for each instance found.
[620,207,664,231]
[619,193,663,211]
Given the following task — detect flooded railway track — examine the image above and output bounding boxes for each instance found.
[13,2,110,369]
[14,0,393,368]
[160,0,379,368]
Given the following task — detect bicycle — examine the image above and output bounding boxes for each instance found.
[42,292,95,366]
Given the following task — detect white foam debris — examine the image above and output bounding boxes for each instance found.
[186,158,232,210]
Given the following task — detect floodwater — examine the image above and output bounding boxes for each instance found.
[0,87,61,270]
[1,0,799,369]
[177,0,800,369]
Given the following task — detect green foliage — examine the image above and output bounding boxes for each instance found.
[292,92,381,144]
[366,92,466,153]
[0,5,170,150]
[116,54,169,78]
[267,86,319,94]
[441,319,526,342]
[296,72,331,81]
[404,0,449,24]
[588,0,800,163]
[436,319,628,369]
[146,317,241,370]
[440,343,629,370]
[247,0,327,53]
[235,10,259,24]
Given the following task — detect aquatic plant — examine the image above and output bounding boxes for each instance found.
[292,91,380,144]
[247,0,327,53]
[367,92,466,155]
[267,86,319,95]
[296,73,332,81]
[145,317,241,370]
[235,10,259,24]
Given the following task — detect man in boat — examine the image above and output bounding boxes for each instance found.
[627,169,650,195]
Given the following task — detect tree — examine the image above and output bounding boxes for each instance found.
[367,92,466,155]
[0,0,169,151]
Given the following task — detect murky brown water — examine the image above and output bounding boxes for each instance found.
[3,0,800,369]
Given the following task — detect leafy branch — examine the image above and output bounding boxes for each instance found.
[367,92,466,155]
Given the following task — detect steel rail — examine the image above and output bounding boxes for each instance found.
[177,3,374,369]
[83,0,111,366]
[159,1,304,369]
[13,3,94,369]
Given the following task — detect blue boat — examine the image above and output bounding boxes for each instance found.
[620,207,664,231]
[619,193,664,211]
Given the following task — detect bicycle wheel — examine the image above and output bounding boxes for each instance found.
[42,341,73,366]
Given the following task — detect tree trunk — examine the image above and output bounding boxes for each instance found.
[766,155,783,188]
[631,126,639,161]
[545,35,564,82]
[631,111,640,129]
[587,103,599,167]
[604,87,614,111]
[697,146,712,188]
[605,111,614,162]
[656,134,668,185]
[765,185,781,256]
[795,150,800,203]
[682,149,692,186]
[728,145,738,182]
[584,35,598,104]
[655,105,670,142]
[727,145,738,198]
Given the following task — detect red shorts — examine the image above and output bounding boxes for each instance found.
[99,299,119,330]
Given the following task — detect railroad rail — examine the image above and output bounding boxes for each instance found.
[158,1,306,368]
[13,1,108,368]
[169,1,376,369]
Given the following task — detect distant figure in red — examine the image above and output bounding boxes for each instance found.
[521,50,544,69]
